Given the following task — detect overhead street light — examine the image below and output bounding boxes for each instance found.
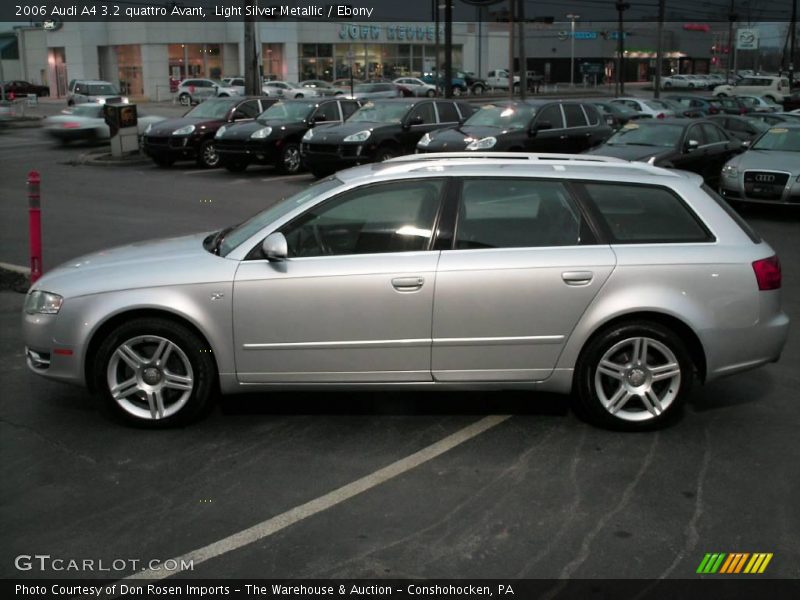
[566,13,580,87]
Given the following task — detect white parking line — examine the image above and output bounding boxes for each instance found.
[261,173,313,183]
[124,414,511,580]
[181,169,221,175]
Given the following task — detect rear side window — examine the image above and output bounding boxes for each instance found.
[563,104,588,127]
[236,100,261,118]
[435,101,459,123]
[455,179,584,249]
[582,183,713,243]
[340,100,360,119]
[701,184,761,243]
[581,104,601,125]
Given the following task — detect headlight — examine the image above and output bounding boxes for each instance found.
[466,136,497,150]
[24,291,63,315]
[250,126,272,139]
[302,128,314,141]
[418,132,433,147]
[722,165,739,178]
[215,125,227,139]
[122,97,130,104]
[96,98,106,105]
[172,124,196,136]
[344,130,371,143]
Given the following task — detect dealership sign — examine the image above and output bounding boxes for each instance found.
[339,24,444,42]
[736,29,759,50]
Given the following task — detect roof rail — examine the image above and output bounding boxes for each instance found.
[384,152,628,163]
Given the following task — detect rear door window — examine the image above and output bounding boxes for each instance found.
[312,101,339,122]
[563,104,588,128]
[340,100,360,119]
[581,183,713,243]
[435,101,460,124]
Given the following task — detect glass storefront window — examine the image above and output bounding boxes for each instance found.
[115,45,142,96]
[326,43,461,81]
[263,43,283,80]
[167,44,224,81]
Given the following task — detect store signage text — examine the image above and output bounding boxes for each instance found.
[338,24,444,42]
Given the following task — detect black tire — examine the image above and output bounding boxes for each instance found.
[277,142,302,174]
[472,84,485,96]
[152,156,174,168]
[573,320,694,431]
[295,93,304,99]
[179,93,191,106]
[92,317,217,428]
[452,86,463,97]
[512,82,520,94]
[197,139,220,169]
[375,145,398,162]
[224,159,249,172]
[426,89,436,97]
[664,82,672,89]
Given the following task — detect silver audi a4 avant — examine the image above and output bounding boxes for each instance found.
[23,153,789,430]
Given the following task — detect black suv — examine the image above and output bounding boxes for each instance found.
[417,100,611,154]
[215,98,361,173]
[142,96,275,168]
[301,98,474,177]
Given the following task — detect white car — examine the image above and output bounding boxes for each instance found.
[175,79,240,106]
[67,79,128,106]
[611,97,676,119]
[221,77,246,95]
[44,103,165,143]
[713,76,790,103]
[486,69,521,90]
[660,75,700,89]
[393,77,436,97]
[685,74,711,89]
[736,95,781,113]
[262,81,319,99]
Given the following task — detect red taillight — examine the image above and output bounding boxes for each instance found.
[739,107,747,114]
[657,113,665,119]
[752,255,781,291]
[62,122,80,128]
[710,107,719,114]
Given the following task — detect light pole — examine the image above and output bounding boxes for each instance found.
[566,13,580,86]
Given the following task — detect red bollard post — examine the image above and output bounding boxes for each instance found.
[27,170,42,283]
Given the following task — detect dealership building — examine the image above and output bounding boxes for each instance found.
[2,19,716,99]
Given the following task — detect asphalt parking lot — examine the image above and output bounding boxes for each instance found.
[1,125,799,583]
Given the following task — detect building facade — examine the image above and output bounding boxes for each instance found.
[5,20,715,100]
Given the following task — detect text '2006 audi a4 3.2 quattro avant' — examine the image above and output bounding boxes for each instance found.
[22,153,789,430]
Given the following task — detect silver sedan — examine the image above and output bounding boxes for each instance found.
[23,154,789,430]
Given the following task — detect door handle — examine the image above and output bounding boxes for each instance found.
[561,271,594,286]
[391,276,425,292]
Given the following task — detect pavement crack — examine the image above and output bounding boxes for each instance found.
[0,416,98,465]
[554,432,660,582]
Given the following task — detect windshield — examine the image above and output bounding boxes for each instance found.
[348,102,408,123]
[87,84,118,95]
[465,104,535,129]
[258,101,315,122]
[752,128,800,152]
[185,99,236,119]
[606,123,684,147]
[72,105,103,117]
[219,178,344,256]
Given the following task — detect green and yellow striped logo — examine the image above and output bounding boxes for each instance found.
[697,552,773,574]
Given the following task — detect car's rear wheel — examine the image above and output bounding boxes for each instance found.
[472,84,485,96]
[426,89,436,97]
[452,86,463,97]
[277,142,301,174]
[197,140,219,168]
[573,321,693,431]
[375,145,398,162]
[178,93,191,106]
[92,318,216,427]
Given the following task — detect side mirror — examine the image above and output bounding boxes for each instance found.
[262,232,288,262]
[685,139,700,152]
[530,120,552,134]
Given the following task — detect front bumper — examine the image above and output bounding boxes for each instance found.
[216,139,280,164]
[300,142,375,170]
[45,127,98,141]
[720,172,800,205]
[22,311,85,386]
[142,135,200,160]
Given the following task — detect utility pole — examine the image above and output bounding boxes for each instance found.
[518,0,526,100]
[244,0,260,95]
[434,0,440,95]
[654,0,665,98]
[444,0,453,98]
[567,13,580,87]
[791,0,798,89]
[508,0,515,98]
[615,2,630,96]
[726,0,736,83]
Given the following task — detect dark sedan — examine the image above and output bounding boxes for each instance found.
[665,95,721,116]
[585,119,743,186]
[142,96,275,168]
[706,114,769,142]
[214,97,361,173]
[300,98,473,178]
[417,100,611,154]
[0,80,49,98]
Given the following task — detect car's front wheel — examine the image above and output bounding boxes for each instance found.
[197,139,220,168]
[178,93,191,106]
[574,321,693,430]
[471,84,485,96]
[278,142,302,174]
[92,318,216,427]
